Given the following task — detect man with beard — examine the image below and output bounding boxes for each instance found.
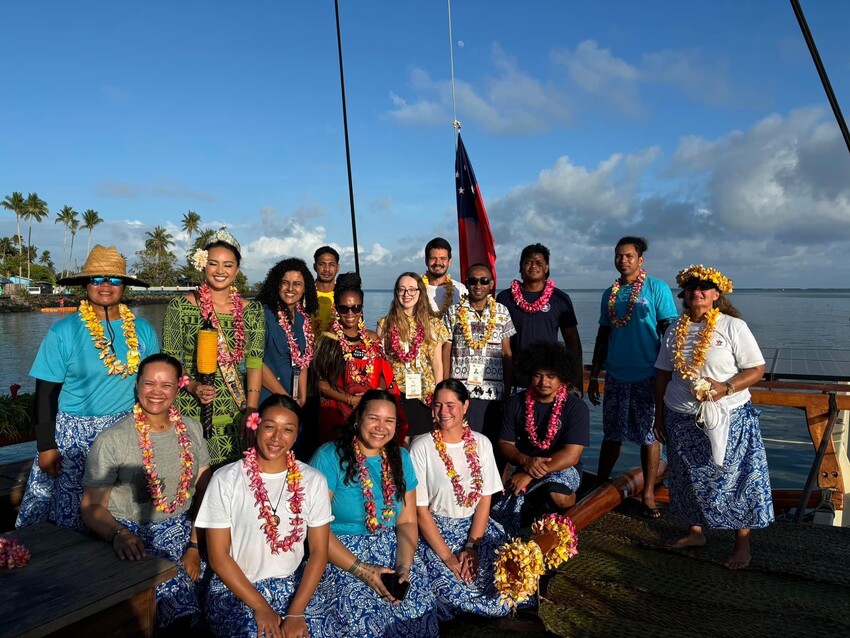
[588,237,677,518]
[313,246,340,333]
[496,243,583,392]
[443,263,514,439]
[423,237,467,318]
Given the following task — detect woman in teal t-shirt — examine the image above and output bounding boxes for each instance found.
[309,389,437,637]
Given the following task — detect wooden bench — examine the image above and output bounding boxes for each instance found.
[1,522,177,637]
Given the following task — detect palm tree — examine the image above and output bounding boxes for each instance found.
[0,236,14,263]
[23,193,48,281]
[181,210,201,261]
[1,193,26,275]
[38,250,55,275]
[145,225,175,263]
[82,209,104,255]
[69,217,80,272]
[55,205,76,276]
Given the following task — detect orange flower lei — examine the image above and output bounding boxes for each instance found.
[422,273,454,316]
[79,300,140,378]
[431,425,483,508]
[333,313,377,385]
[607,269,646,328]
[672,307,720,380]
[456,294,498,350]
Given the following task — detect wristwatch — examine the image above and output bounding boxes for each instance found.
[725,380,736,395]
[464,541,480,552]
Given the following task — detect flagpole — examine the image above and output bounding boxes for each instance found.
[447,0,460,145]
[334,0,361,276]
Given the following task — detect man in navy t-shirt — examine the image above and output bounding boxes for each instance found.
[496,243,583,391]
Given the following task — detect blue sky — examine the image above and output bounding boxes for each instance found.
[3,0,850,288]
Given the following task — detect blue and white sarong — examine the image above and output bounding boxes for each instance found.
[418,514,511,621]
[16,410,129,530]
[602,375,657,445]
[665,402,774,529]
[491,466,581,537]
[206,566,331,637]
[116,514,202,629]
[312,528,438,638]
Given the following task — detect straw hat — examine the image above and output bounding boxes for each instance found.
[57,245,149,287]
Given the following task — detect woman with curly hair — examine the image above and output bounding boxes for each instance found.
[309,389,437,637]
[312,273,401,444]
[377,272,449,436]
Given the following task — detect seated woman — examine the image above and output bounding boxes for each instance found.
[81,353,211,631]
[312,273,404,444]
[310,389,437,637]
[195,394,334,637]
[409,379,511,620]
[492,341,590,535]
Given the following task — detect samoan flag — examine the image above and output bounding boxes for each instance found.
[455,133,497,287]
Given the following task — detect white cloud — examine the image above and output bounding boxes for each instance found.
[93,178,215,202]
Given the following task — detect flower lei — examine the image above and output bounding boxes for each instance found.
[198,282,246,366]
[277,302,315,369]
[672,307,720,381]
[676,264,733,294]
[510,279,555,313]
[422,273,454,316]
[0,538,31,569]
[431,424,483,508]
[78,301,140,378]
[524,385,568,450]
[353,437,396,533]
[133,404,194,514]
[456,294,498,350]
[243,447,305,554]
[531,513,579,569]
[388,320,425,364]
[332,313,377,384]
[607,269,646,328]
[494,538,545,606]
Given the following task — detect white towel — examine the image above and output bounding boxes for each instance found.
[697,396,731,466]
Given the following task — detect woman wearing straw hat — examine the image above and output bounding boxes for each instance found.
[16,245,160,531]
[163,228,265,466]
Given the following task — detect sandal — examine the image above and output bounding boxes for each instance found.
[642,505,662,519]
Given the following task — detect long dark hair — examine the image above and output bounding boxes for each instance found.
[256,258,319,317]
[335,389,406,499]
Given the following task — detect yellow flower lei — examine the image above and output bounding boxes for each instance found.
[456,294,498,350]
[672,307,720,380]
[676,264,733,294]
[422,272,454,317]
[79,300,140,378]
[493,538,545,606]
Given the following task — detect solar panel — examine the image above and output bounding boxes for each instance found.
[761,348,850,381]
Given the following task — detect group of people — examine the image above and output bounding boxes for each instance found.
[13,229,774,636]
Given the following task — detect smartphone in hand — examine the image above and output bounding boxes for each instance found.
[380,572,411,601]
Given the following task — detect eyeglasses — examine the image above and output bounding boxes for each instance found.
[89,276,124,287]
[396,288,419,297]
[335,304,363,315]
[466,277,491,286]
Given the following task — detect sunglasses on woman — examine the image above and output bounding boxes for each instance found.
[89,276,124,286]
[335,304,363,315]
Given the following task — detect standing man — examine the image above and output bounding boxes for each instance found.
[443,263,514,439]
[588,236,677,518]
[423,237,467,318]
[496,243,583,391]
[313,246,340,333]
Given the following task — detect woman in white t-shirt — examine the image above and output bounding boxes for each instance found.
[654,265,773,570]
[410,379,511,619]
[196,394,335,638]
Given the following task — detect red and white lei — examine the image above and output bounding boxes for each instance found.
[243,447,305,554]
[134,404,195,514]
[388,320,425,365]
[432,425,483,508]
[524,385,568,450]
[277,302,315,369]
[198,282,246,366]
[510,279,556,313]
[353,437,396,533]
[607,269,646,328]
[333,314,378,385]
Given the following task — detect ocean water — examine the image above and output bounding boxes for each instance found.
[2,288,849,487]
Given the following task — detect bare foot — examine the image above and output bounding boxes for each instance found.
[666,531,706,549]
[724,547,751,570]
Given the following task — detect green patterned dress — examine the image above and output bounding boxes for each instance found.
[163,295,265,465]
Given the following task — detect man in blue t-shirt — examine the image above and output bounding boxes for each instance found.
[587,237,677,518]
[496,243,583,392]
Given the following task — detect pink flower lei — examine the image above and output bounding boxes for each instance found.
[607,269,646,328]
[510,279,556,313]
[198,282,246,366]
[134,404,195,514]
[333,313,377,385]
[243,447,305,554]
[353,437,396,533]
[277,302,315,369]
[524,385,568,450]
[0,538,31,569]
[431,424,483,508]
[388,320,425,365]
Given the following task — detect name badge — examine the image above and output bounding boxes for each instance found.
[468,362,485,386]
[405,372,422,399]
[292,370,301,402]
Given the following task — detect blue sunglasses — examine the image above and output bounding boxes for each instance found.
[89,276,125,286]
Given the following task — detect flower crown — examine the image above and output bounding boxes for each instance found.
[675,264,733,294]
[191,227,242,272]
